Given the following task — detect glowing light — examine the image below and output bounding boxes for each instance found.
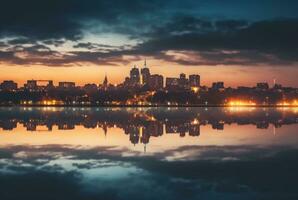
[227,107,256,112]
[191,87,199,93]
[277,100,298,107]
[227,100,256,107]
[39,100,64,106]
[191,118,199,125]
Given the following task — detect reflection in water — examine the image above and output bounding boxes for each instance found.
[0,107,298,200]
[1,107,298,145]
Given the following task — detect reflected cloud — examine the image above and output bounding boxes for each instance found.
[0,144,297,200]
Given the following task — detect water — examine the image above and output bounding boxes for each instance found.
[0,107,298,200]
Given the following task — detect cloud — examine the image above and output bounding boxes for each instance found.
[0,1,297,66]
[0,0,165,41]
[131,18,298,65]
[0,144,298,200]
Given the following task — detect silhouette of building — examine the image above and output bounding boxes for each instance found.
[148,74,163,90]
[130,66,140,86]
[179,73,189,89]
[212,121,224,130]
[189,75,200,87]
[24,80,38,91]
[166,78,179,90]
[45,80,54,90]
[83,83,98,93]
[58,82,75,89]
[212,82,224,90]
[0,80,18,91]
[189,124,200,136]
[128,125,140,145]
[103,74,108,86]
[256,82,269,90]
[101,73,109,90]
[143,122,163,137]
[141,60,150,85]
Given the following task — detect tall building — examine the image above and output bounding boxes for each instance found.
[189,75,200,87]
[180,73,186,79]
[24,80,38,91]
[148,74,163,90]
[166,78,179,90]
[103,74,108,86]
[130,66,140,86]
[141,60,150,85]
[102,73,108,90]
[0,80,18,91]
[179,73,188,89]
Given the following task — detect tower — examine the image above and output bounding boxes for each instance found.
[130,65,140,86]
[141,59,150,85]
[102,73,108,90]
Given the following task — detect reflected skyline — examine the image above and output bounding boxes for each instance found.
[0,107,298,152]
[0,107,298,200]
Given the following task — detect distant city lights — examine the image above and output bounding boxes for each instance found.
[227,100,257,107]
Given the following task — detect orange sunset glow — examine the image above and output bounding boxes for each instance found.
[1,64,298,87]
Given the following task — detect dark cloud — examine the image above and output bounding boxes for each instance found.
[0,1,297,66]
[0,145,298,200]
[0,0,164,40]
[129,18,298,65]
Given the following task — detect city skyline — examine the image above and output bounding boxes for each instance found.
[1,61,298,107]
[1,61,298,87]
[0,61,296,91]
[0,0,298,87]
[1,61,297,88]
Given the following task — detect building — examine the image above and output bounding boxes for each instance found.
[141,68,150,85]
[103,74,108,86]
[256,82,269,90]
[130,66,140,86]
[212,82,224,90]
[45,80,54,90]
[143,122,163,137]
[101,74,109,90]
[0,80,18,91]
[83,83,98,93]
[58,82,75,89]
[178,73,189,89]
[148,74,163,90]
[166,78,179,90]
[141,60,150,85]
[123,77,131,88]
[189,75,200,87]
[189,124,200,136]
[24,80,38,91]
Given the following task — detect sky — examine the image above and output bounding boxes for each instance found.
[0,0,298,87]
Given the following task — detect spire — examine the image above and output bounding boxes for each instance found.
[144,58,147,68]
[103,73,108,86]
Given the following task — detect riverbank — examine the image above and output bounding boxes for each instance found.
[1,104,298,108]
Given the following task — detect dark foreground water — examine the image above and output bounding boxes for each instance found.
[0,107,298,200]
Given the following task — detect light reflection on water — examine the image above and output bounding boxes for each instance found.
[0,107,298,200]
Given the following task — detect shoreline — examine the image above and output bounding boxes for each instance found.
[0,104,297,108]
